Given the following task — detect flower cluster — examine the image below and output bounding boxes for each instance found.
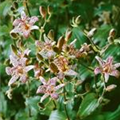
[6,6,120,109]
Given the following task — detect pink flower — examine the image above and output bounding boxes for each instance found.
[10,11,39,38]
[36,77,64,102]
[35,34,56,59]
[94,56,120,82]
[6,49,34,86]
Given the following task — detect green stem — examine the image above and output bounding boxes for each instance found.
[78,60,94,71]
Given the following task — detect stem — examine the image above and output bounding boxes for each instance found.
[63,88,70,120]
[25,0,31,17]
[39,14,52,41]
[94,75,98,93]
[53,100,57,109]
[78,60,94,71]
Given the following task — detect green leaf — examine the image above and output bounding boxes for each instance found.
[105,105,120,120]
[49,110,66,120]
[77,93,99,119]
[25,96,40,116]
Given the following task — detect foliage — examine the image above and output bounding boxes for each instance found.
[1,0,120,120]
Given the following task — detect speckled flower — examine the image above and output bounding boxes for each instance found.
[35,34,56,59]
[6,49,34,86]
[94,56,120,82]
[36,77,64,102]
[53,55,77,76]
[10,11,39,38]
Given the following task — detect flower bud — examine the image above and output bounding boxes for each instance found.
[11,44,17,55]
[105,84,117,92]
[50,62,59,73]
[109,28,116,38]
[47,29,54,40]
[37,53,43,61]
[47,6,52,15]
[87,28,97,38]
[75,15,81,25]
[10,32,19,39]
[107,36,114,43]
[57,36,65,50]
[13,1,18,9]
[65,30,72,41]
[85,83,91,92]
[39,6,47,18]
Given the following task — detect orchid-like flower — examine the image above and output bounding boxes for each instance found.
[53,55,77,76]
[6,49,34,86]
[36,77,64,102]
[94,56,120,82]
[35,34,56,59]
[10,11,39,38]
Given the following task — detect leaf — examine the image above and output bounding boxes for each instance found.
[105,105,120,120]
[49,110,66,120]
[25,96,40,116]
[77,93,99,119]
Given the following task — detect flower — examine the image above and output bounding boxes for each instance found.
[53,55,77,76]
[10,11,39,38]
[36,77,64,102]
[35,34,56,59]
[6,49,34,86]
[94,56,120,82]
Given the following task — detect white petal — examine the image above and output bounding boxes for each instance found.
[95,56,104,66]
[6,67,12,75]
[114,63,120,69]
[104,73,109,83]
[24,49,31,56]
[30,25,39,30]
[24,65,34,72]
[40,94,49,103]
[8,75,19,86]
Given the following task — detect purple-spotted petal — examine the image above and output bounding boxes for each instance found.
[8,75,19,86]
[10,55,18,66]
[24,65,34,72]
[110,70,120,78]
[106,56,113,64]
[104,73,109,82]
[36,86,46,94]
[19,74,28,83]
[40,76,46,85]
[40,94,49,102]
[95,56,104,66]
[51,93,59,99]
[114,63,120,69]
[21,11,27,21]
[13,18,21,26]
[6,67,12,75]
[48,77,57,86]
[29,16,38,25]
[55,84,64,91]
[94,67,102,75]
[23,30,30,38]
[64,69,77,76]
